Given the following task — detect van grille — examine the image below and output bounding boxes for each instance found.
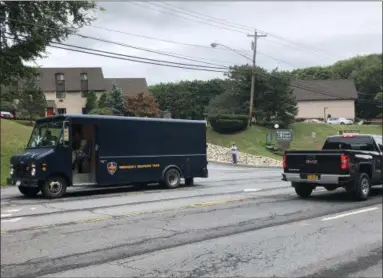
[14,164,30,177]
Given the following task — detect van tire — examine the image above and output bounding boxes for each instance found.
[294,183,313,198]
[354,173,370,201]
[18,186,40,197]
[185,177,194,186]
[40,176,67,199]
[163,168,181,189]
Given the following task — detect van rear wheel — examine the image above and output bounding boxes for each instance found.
[293,182,313,198]
[40,176,67,199]
[18,186,40,197]
[185,177,194,186]
[163,168,181,189]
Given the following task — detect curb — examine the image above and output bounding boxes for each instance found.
[208,160,282,169]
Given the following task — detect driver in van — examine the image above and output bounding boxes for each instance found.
[72,131,88,173]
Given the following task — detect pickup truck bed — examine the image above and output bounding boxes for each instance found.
[282,134,383,201]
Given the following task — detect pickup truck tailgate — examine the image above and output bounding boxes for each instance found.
[286,151,341,174]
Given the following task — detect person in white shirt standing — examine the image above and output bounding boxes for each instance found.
[231,143,238,164]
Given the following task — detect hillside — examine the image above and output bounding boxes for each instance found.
[1,119,32,186]
[207,123,382,160]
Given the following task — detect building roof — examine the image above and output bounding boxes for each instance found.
[37,67,106,92]
[104,78,149,97]
[292,79,358,101]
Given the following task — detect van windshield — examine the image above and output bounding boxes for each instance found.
[27,121,64,148]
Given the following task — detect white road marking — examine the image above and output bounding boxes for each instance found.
[30,207,36,211]
[1,214,12,218]
[1,217,23,223]
[243,188,261,192]
[321,207,379,221]
[3,209,21,213]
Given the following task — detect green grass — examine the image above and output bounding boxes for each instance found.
[1,119,32,186]
[207,123,382,161]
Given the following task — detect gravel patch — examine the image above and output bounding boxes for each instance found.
[207,143,282,168]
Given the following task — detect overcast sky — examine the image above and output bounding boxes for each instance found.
[34,1,382,85]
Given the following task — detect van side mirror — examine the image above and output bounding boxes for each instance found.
[63,120,70,147]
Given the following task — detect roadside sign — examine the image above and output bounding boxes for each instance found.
[276,129,293,142]
[312,132,316,138]
[266,132,272,144]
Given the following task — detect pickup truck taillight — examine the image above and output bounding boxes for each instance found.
[340,153,349,170]
[283,154,287,168]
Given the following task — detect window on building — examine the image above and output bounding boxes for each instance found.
[55,73,65,81]
[80,73,88,80]
[57,108,67,115]
[55,73,65,98]
[80,73,89,97]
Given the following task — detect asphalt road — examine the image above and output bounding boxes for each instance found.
[1,163,382,277]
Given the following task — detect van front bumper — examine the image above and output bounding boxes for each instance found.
[282,173,351,185]
[8,178,39,188]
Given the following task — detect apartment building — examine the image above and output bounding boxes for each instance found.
[6,67,149,116]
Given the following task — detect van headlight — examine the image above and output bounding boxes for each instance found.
[10,167,14,176]
[31,168,36,176]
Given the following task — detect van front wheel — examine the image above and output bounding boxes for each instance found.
[18,186,40,197]
[41,176,67,199]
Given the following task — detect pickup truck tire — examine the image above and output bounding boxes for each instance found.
[353,173,371,201]
[293,183,313,198]
[163,168,181,189]
[40,176,67,199]
[18,186,40,197]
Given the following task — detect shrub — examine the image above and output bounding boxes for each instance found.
[89,107,114,115]
[208,114,248,134]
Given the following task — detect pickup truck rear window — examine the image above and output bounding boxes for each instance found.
[322,136,376,151]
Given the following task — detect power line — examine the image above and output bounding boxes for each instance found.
[4,34,230,72]
[157,2,339,58]
[76,34,231,68]
[2,17,236,68]
[127,2,248,35]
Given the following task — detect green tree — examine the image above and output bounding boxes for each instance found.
[84,91,97,113]
[209,65,297,127]
[105,83,125,115]
[17,78,47,122]
[98,92,108,108]
[150,79,225,119]
[1,1,99,85]
[0,101,16,113]
[89,107,113,115]
[374,92,383,116]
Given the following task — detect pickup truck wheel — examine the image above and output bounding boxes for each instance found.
[324,185,338,191]
[354,173,371,201]
[163,168,181,189]
[294,183,313,198]
[40,176,67,199]
[18,186,40,197]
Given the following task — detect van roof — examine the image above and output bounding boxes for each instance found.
[37,114,207,124]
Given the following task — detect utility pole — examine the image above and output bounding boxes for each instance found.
[247,30,267,125]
